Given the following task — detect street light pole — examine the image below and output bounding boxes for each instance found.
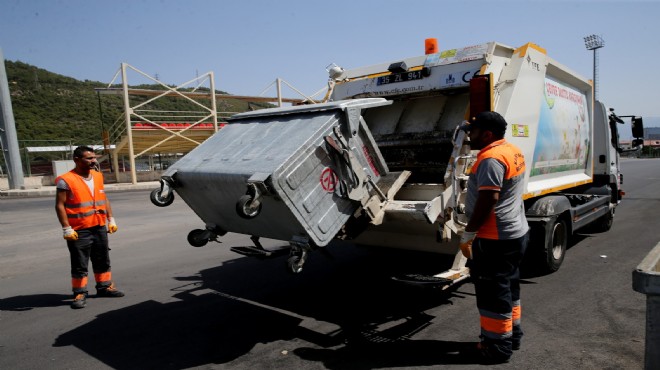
[584,34,604,101]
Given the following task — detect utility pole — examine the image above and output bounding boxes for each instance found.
[584,34,604,102]
[0,47,25,189]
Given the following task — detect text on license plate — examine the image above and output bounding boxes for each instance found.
[377,70,424,85]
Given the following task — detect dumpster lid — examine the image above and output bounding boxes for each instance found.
[228,98,392,121]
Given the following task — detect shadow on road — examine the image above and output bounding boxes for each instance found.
[49,243,485,368]
[0,294,71,311]
[294,340,483,368]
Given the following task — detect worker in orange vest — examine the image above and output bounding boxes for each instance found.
[55,146,124,309]
[459,112,529,364]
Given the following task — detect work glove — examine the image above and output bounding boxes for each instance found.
[63,226,78,241]
[107,217,118,234]
[459,230,477,259]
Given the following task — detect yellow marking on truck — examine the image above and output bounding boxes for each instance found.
[363,65,425,80]
[514,42,547,58]
[523,179,593,200]
[365,72,390,79]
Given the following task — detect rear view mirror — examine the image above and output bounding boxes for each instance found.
[632,138,644,147]
[632,117,644,138]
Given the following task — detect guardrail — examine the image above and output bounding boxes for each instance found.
[632,241,660,370]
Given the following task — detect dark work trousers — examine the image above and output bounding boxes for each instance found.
[469,232,529,360]
[66,225,112,293]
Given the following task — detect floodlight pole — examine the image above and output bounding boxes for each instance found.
[592,48,598,100]
[584,34,604,102]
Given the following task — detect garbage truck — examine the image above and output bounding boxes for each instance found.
[151,40,644,285]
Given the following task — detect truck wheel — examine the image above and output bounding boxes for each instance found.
[187,229,209,247]
[236,194,262,219]
[543,218,568,273]
[593,209,614,232]
[287,256,304,274]
[150,188,175,207]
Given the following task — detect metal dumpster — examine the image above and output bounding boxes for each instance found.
[152,98,392,267]
[633,242,660,370]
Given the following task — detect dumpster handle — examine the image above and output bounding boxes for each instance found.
[324,134,360,187]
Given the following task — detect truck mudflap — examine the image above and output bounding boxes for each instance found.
[151,98,433,272]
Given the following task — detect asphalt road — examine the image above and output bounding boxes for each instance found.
[1,158,659,370]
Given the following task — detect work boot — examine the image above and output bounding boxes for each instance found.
[96,283,125,297]
[459,342,510,365]
[71,292,87,309]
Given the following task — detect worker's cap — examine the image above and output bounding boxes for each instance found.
[468,111,507,136]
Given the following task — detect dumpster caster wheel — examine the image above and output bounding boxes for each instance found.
[150,188,175,207]
[187,229,210,247]
[287,256,304,274]
[236,194,262,219]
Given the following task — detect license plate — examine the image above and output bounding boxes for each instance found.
[377,70,424,85]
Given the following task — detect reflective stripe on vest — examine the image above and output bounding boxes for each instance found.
[65,200,107,209]
[56,170,107,230]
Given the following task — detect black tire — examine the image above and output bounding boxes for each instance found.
[236,194,262,219]
[187,229,209,247]
[543,218,568,273]
[287,256,304,274]
[150,188,175,207]
[593,209,614,232]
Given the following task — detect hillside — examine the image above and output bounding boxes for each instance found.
[5,60,657,150]
[4,60,272,145]
[644,117,660,128]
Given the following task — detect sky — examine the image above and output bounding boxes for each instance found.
[1,0,659,122]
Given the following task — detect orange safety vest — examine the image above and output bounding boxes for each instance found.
[469,139,526,240]
[57,170,108,230]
